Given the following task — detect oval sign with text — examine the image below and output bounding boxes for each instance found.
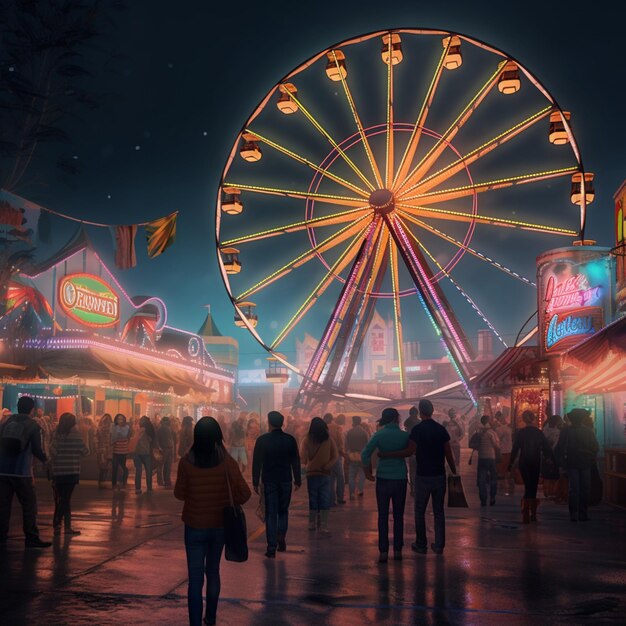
[58,273,120,328]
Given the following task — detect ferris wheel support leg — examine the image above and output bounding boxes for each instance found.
[294,220,382,409]
[383,214,477,405]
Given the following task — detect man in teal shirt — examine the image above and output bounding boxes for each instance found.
[362,407,410,563]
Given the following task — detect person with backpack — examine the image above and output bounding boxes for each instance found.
[0,395,52,548]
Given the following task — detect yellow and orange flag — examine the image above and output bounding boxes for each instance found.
[145,211,178,258]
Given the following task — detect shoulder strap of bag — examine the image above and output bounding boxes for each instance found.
[222,449,235,507]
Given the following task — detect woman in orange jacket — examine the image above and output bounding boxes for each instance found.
[174,416,251,626]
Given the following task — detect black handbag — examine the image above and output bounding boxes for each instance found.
[223,457,248,562]
[447,475,469,507]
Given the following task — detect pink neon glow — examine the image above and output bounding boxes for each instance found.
[25,247,169,332]
[23,336,233,383]
[306,122,477,294]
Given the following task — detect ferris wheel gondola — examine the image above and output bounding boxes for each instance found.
[216,28,591,412]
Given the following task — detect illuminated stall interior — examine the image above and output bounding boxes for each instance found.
[0,229,234,418]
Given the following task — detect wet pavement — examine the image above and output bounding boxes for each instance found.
[1,450,625,625]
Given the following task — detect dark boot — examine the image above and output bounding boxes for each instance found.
[521,498,530,524]
[530,498,539,522]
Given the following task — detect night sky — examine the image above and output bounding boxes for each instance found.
[18,0,626,370]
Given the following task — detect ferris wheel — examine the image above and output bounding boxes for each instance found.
[215,28,592,410]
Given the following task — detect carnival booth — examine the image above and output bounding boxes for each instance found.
[0,228,235,419]
[471,346,549,428]
[536,242,615,438]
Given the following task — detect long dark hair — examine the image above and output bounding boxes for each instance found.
[114,413,126,426]
[57,412,76,436]
[190,416,224,468]
[307,416,329,445]
[139,415,155,441]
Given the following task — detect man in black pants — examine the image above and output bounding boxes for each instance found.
[252,411,301,558]
[0,395,52,548]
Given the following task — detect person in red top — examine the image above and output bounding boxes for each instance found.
[174,416,251,626]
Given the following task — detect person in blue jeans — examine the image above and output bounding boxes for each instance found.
[300,418,338,533]
[174,417,251,626]
[476,415,500,507]
[252,411,301,558]
[362,407,410,563]
[382,399,457,555]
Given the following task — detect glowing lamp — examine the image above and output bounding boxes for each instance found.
[498,61,521,94]
[381,33,403,65]
[325,50,347,81]
[53,386,63,397]
[221,247,242,274]
[548,110,571,145]
[570,172,595,205]
[234,301,258,328]
[442,36,462,70]
[221,187,243,215]
[266,354,289,384]
[277,83,298,114]
[239,132,262,162]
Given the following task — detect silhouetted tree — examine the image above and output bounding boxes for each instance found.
[0,0,122,191]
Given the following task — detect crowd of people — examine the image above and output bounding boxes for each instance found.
[0,394,601,626]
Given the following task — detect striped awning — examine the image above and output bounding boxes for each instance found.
[572,351,626,393]
[472,346,539,393]
[563,316,626,370]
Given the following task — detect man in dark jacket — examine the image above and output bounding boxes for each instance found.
[252,411,301,558]
[0,395,52,547]
[555,408,599,522]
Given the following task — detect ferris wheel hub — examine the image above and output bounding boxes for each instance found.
[369,188,395,214]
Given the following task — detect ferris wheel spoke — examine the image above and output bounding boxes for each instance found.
[385,36,395,188]
[397,208,536,286]
[299,219,383,388]
[329,51,384,188]
[397,62,507,195]
[221,206,370,247]
[399,166,579,206]
[404,106,552,197]
[286,91,376,191]
[223,182,366,207]
[397,202,577,236]
[243,128,371,197]
[393,41,450,189]
[270,223,370,349]
[383,214,476,401]
[234,214,372,301]
[389,241,406,395]
[323,221,389,389]
[397,216,508,347]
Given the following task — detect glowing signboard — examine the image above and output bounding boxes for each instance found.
[58,273,120,328]
[537,247,614,356]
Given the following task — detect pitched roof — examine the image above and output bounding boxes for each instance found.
[198,309,223,337]
[31,226,92,274]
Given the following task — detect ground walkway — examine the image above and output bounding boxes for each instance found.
[1,450,625,625]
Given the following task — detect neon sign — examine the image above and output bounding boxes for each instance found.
[59,273,120,328]
[544,273,601,313]
[546,311,597,349]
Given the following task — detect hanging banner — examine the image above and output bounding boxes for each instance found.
[537,246,615,356]
[0,189,40,243]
